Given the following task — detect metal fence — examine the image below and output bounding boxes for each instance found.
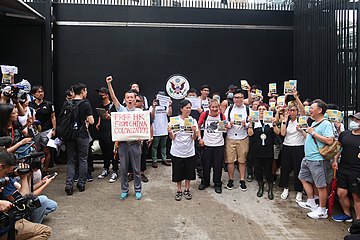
[294,0,359,115]
[24,0,294,10]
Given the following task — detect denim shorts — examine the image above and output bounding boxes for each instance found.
[298,158,327,188]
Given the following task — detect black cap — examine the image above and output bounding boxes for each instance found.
[349,113,360,120]
[200,84,210,91]
[95,87,109,94]
[228,84,238,90]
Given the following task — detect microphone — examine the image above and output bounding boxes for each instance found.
[0,136,12,148]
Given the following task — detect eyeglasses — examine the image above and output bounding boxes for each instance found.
[136,100,143,103]
[289,109,297,112]
[234,96,244,99]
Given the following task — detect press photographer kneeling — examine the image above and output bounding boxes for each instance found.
[0,151,51,240]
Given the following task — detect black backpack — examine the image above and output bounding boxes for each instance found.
[56,100,85,142]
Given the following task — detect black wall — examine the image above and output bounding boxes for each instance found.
[53,4,294,121]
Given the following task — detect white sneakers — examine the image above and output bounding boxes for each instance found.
[307,207,328,219]
[298,201,318,212]
[295,192,303,202]
[281,188,289,200]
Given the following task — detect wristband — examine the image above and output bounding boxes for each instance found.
[310,131,315,136]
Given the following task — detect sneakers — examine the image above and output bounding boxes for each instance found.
[175,191,182,201]
[332,214,353,223]
[307,207,328,219]
[184,190,192,200]
[239,180,247,192]
[215,186,222,194]
[152,162,158,168]
[135,192,142,200]
[226,179,234,190]
[87,173,93,182]
[198,183,210,190]
[281,188,289,200]
[120,192,128,200]
[98,169,109,179]
[162,160,171,166]
[141,174,149,183]
[298,201,318,211]
[246,175,254,182]
[109,172,118,183]
[295,192,303,203]
[65,187,73,196]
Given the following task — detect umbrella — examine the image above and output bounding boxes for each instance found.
[328,168,337,217]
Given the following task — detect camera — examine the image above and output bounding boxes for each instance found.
[2,84,25,100]
[0,191,41,227]
[8,152,45,178]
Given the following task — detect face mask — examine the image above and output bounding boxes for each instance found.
[349,120,360,130]
[227,92,233,99]
[250,93,257,99]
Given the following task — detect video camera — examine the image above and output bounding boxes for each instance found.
[1,84,25,100]
[12,152,44,175]
[0,191,41,227]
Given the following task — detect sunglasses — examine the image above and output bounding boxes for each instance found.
[136,100,143,103]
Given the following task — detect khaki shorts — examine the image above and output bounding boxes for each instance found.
[225,137,249,164]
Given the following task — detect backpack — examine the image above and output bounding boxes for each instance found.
[56,100,85,142]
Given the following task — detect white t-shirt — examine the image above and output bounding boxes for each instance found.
[224,104,249,140]
[170,116,198,158]
[203,114,224,147]
[18,106,35,126]
[200,97,210,112]
[283,119,305,146]
[149,105,168,137]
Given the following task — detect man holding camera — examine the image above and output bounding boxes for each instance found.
[331,113,360,222]
[0,151,51,239]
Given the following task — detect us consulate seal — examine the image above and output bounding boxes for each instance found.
[166,74,190,100]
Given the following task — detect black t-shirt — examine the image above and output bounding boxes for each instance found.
[29,100,54,131]
[98,102,116,135]
[249,120,275,158]
[339,130,360,170]
[73,99,93,138]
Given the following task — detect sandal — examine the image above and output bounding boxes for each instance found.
[175,191,182,201]
[184,189,192,200]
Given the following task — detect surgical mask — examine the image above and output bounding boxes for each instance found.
[227,92,233,99]
[349,120,360,130]
[250,93,257,99]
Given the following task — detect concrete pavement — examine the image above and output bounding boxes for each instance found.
[42,163,350,240]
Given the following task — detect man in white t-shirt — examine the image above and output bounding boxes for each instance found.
[224,89,250,191]
[150,95,172,168]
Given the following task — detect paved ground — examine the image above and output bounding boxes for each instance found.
[42,163,350,240]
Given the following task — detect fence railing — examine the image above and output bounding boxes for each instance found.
[23,0,294,10]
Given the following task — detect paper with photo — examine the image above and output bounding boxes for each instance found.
[213,95,221,104]
[304,106,310,116]
[250,110,259,122]
[269,83,277,94]
[277,96,285,106]
[217,120,227,132]
[185,97,201,110]
[156,94,170,108]
[184,118,193,133]
[269,101,276,111]
[240,80,250,90]
[298,116,309,129]
[263,111,273,123]
[289,80,297,89]
[170,116,181,133]
[256,89,262,97]
[233,114,243,125]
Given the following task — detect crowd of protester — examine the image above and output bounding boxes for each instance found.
[0,72,360,239]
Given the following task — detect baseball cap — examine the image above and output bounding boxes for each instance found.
[228,84,238,90]
[349,112,360,120]
[95,87,109,94]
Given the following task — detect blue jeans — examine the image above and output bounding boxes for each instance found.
[30,195,57,223]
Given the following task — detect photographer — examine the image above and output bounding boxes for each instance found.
[0,104,32,154]
[0,85,25,117]
[0,151,51,239]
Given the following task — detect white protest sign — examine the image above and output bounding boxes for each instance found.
[156,94,170,108]
[185,97,201,110]
[111,111,151,141]
[1,65,18,74]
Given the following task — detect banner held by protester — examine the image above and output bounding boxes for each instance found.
[111,111,151,141]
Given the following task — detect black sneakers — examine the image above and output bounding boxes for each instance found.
[239,180,247,191]
[226,179,234,190]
